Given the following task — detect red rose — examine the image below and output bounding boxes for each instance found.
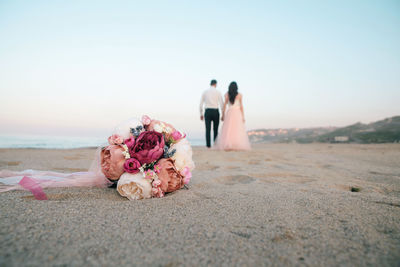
[123,158,141,174]
[124,136,135,149]
[130,131,165,164]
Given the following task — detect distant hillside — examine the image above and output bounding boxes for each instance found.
[248,127,336,144]
[248,116,400,144]
[317,116,400,143]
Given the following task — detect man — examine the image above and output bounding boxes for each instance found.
[200,79,223,148]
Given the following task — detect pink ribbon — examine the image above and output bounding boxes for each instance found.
[19,176,48,200]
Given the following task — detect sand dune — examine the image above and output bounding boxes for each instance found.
[0,144,399,266]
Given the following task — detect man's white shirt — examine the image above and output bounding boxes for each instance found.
[199,87,224,116]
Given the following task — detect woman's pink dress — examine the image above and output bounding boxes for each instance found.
[214,94,251,151]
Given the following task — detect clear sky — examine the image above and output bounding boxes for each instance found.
[0,0,399,139]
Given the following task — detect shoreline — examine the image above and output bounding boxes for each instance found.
[1,141,400,151]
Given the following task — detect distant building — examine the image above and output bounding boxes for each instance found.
[247,131,266,136]
[334,136,349,142]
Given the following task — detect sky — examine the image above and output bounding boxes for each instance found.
[0,0,399,139]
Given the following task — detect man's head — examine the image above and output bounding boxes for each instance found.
[210,80,217,87]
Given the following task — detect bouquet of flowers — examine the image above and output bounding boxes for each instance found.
[100,115,195,200]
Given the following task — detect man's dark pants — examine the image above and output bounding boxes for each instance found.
[204,108,220,148]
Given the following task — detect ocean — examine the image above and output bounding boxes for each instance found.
[0,135,205,149]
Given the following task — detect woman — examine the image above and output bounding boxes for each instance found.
[214,82,251,151]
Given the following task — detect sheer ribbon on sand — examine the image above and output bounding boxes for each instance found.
[0,148,112,194]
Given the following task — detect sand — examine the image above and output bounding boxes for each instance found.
[0,144,399,266]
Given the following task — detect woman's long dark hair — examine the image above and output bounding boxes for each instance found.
[228,82,238,104]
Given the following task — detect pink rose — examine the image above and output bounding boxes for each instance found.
[152,187,164,198]
[183,176,190,185]
[157,158,184,193]
[123,158,141,174]
[144,170,157,180]
[152,179,162,187]
[181,167,192,185]
[153,163,161,174]
[151,179,164,198]
[142,115,151,126]
[124,136,135,149]
[171,131,183,141]
[130,131,165,164]
[108,134,124,145]
[101,145,126,180]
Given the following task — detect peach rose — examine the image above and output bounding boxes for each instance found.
[157,158,184,193]
[100,145,126,181]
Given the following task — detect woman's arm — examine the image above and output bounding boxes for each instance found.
[221,94,228,121]
[239,94,245,122]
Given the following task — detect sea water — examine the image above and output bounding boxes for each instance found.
[0,135,204,149]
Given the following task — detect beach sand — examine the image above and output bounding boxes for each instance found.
[0,144,399,266]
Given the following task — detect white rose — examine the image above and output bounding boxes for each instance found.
[153,123,163,133]
[114,118,143,139]
[117,173,152,200]
[164,126,173,134]
[169,138,195,172]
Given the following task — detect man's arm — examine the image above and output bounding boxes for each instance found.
[200,92,205,120]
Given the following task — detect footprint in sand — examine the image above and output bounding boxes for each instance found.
[195,163,219,171]
[272,229,296,242]
[64,155,84,160]
[215,175,256,185]
[251,172,315,184]
[0,161,21,167]
[225,165,241,170]
[319,164,333,169]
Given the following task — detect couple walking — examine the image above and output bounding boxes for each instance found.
[200,80,251,151]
